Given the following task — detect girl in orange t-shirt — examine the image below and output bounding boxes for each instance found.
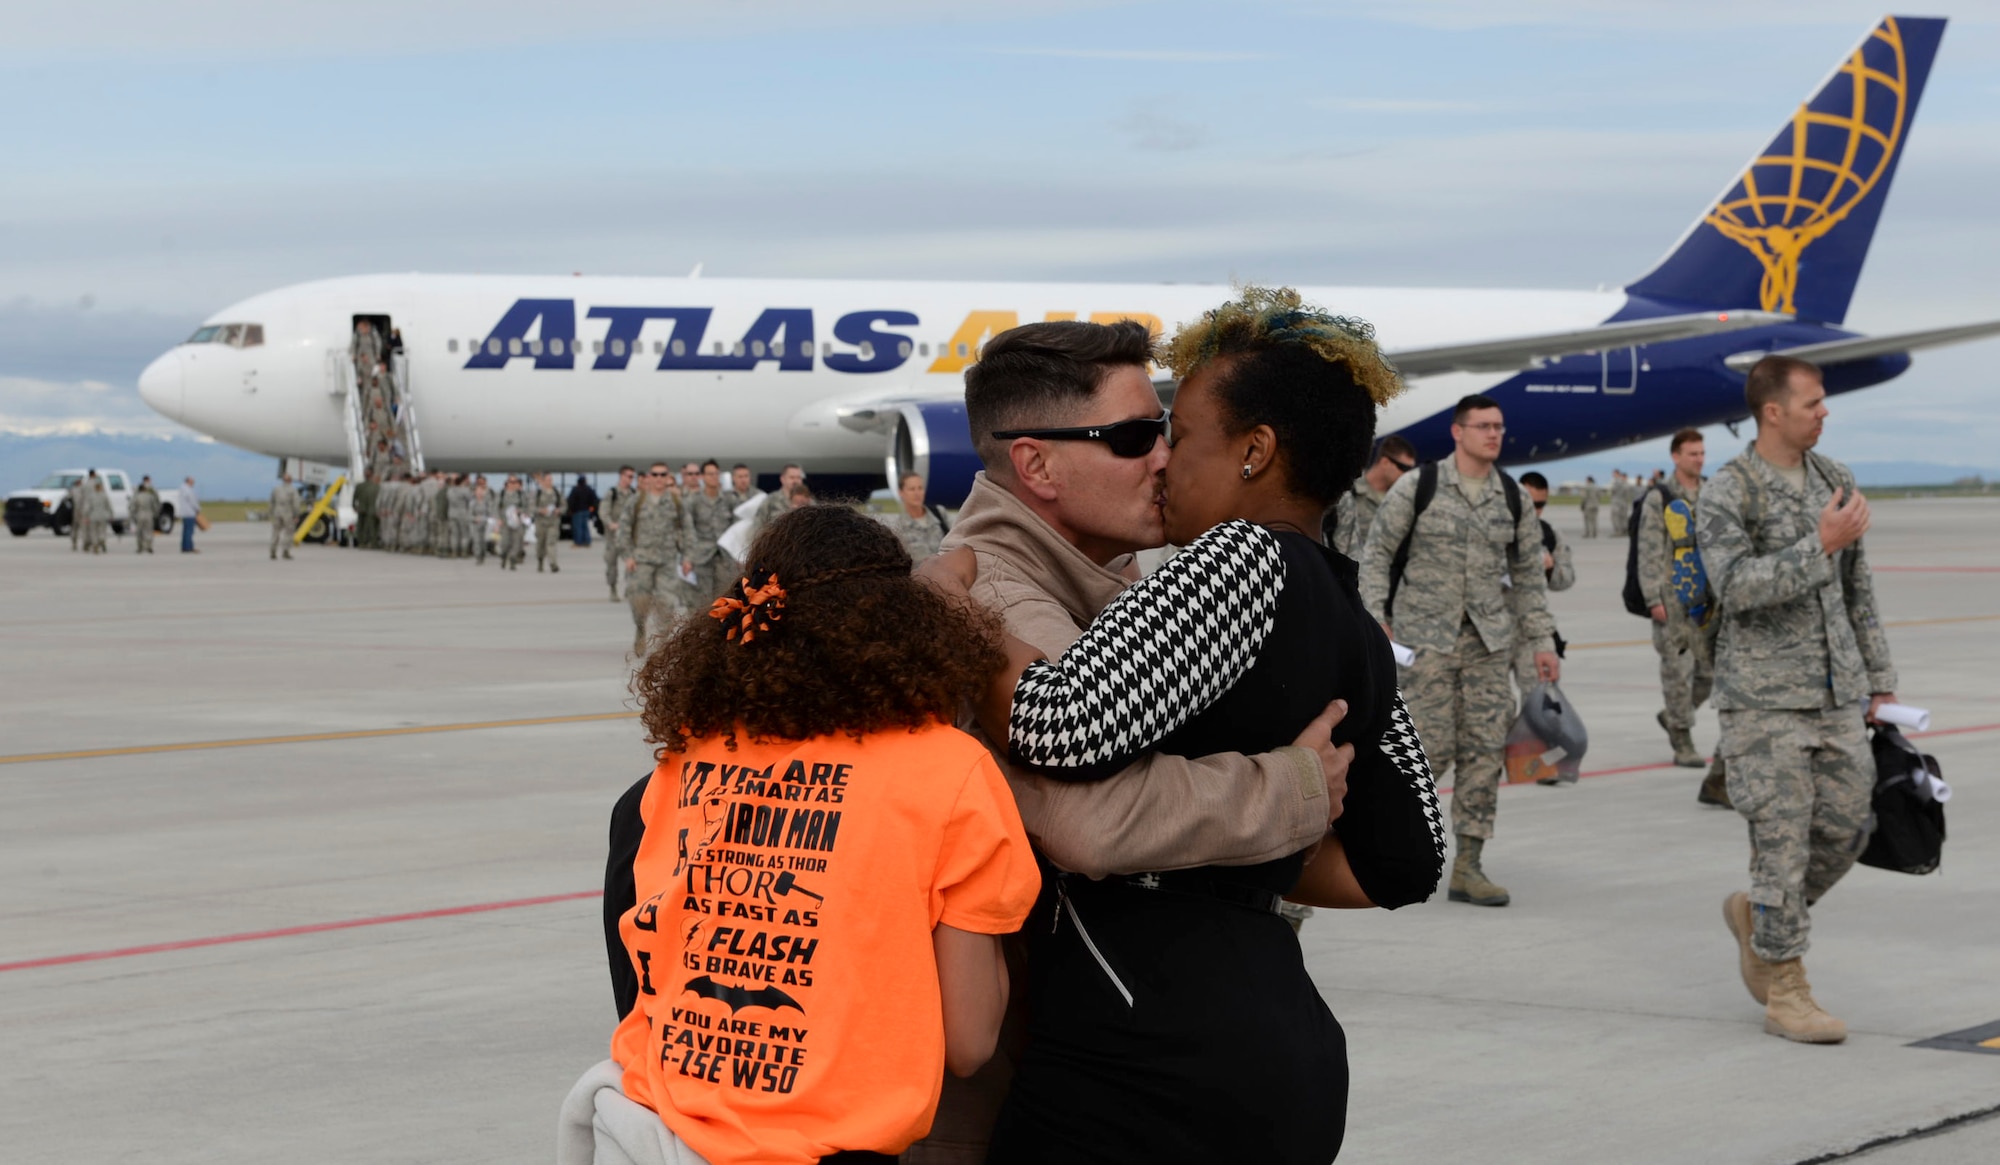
[600,505,1040,1165]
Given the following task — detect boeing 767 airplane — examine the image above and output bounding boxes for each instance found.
[137,15,1998,511]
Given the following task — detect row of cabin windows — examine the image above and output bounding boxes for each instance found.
[445,337,973,360]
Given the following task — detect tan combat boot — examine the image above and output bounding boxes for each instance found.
[1763,958,1846,1044]
[1659,711,1703,768]
[1721,892,1771,1004]
[1448,836,1510,907]
[1697,757,1732,808]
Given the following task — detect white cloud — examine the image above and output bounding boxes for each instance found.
[0,376,181,437]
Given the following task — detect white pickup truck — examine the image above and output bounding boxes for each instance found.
[4,468,179,538]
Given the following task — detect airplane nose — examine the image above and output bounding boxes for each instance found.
[137,351,183,421]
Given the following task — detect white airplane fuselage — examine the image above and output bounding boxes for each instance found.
[138,273,1621,476]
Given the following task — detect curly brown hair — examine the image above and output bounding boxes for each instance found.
[635,504,1006,755]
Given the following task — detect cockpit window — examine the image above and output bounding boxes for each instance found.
[186,323,265,348]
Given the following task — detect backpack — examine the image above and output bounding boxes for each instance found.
[1385,461,1521,623]
[1859,727,1947,875]
[1621,483,1712,622]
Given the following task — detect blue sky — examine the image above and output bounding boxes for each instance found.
[3,0,1998,494]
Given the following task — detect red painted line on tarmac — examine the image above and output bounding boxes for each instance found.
[1910,721,2000,740]
[14,723,2000,973]
[0,890,603,975]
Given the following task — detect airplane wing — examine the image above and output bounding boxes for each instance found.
[1387,310,1790,378]
[1723,318,2000,371]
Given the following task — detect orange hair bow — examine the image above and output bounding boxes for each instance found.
[708,574,787,643]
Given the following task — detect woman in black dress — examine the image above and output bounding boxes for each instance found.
[981,288,1446,1164]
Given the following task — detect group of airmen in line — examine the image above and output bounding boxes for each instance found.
[1326,355,1894,1044]
[600,459,948,654]
[1572,466,1666,539]
[333,456,947,660]
[349,468,567,570]
[351,320,415,482]
[65,470,166,554]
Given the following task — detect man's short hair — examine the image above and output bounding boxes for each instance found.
[1669,427,1704,453]
[702,459,720,471]
[1745,355,1820,421]
[649,460,670,472]
[1452,394,1501,424]
[1377,434,1417,464]
[1517,471,1549,490]
[731,463,749,473]
[963,320,1156,472]
[618,465,637,474]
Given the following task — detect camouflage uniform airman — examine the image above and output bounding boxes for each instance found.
[1609,474,1635,537]
[683,485,736,599]
[1329,476,1389,559]
[67,478,88,551]
[497,481,527,569]
[617,487,692,652]
[269,480,300,560]
[446,477,472,557]
[468,484,495,564]
[130,483,159,553]
[533,476,565,573]
[1362,458,1555,905]
[428,474,451,556]
[600,481,634,601]
[352,477,379,549]
[402,478,427,553]
[1699,448,1894,968]
[750,488,792,541]
[378,480,401,551]
[879,506,945,562]
[1639,475,1719,767]
[83,481,113,553]
[1580,480,1601,538]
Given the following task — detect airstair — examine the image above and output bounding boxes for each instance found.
[327,345,427,537]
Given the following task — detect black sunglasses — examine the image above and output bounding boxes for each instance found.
[1388,457,1417,473]
[991,413,1172,459]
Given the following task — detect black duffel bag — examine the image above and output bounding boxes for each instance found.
[1859,726,1947,875]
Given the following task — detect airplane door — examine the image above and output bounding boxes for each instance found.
[1600,345,1638,395]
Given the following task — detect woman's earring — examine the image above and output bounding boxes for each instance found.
[1241,464,1254,479]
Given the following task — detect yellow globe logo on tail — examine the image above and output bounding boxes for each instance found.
[1702,18,1911,315]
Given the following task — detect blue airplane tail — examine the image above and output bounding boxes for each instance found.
[1625,15,1945,325]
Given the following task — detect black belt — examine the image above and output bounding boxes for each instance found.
[1108,871,1284,916]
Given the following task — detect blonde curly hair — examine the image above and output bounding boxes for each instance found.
[1163,285,1404,407]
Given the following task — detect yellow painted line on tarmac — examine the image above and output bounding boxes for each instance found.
[1981,1036,2000,1050]
[0,711,641,767]
[1567,611,2000,652]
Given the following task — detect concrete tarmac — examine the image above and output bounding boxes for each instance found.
[2,502,1995,1164]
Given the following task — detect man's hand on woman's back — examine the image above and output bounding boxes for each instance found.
[1292,700,1352,828]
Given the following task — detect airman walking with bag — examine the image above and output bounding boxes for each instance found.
[1699,356,1897,1045]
